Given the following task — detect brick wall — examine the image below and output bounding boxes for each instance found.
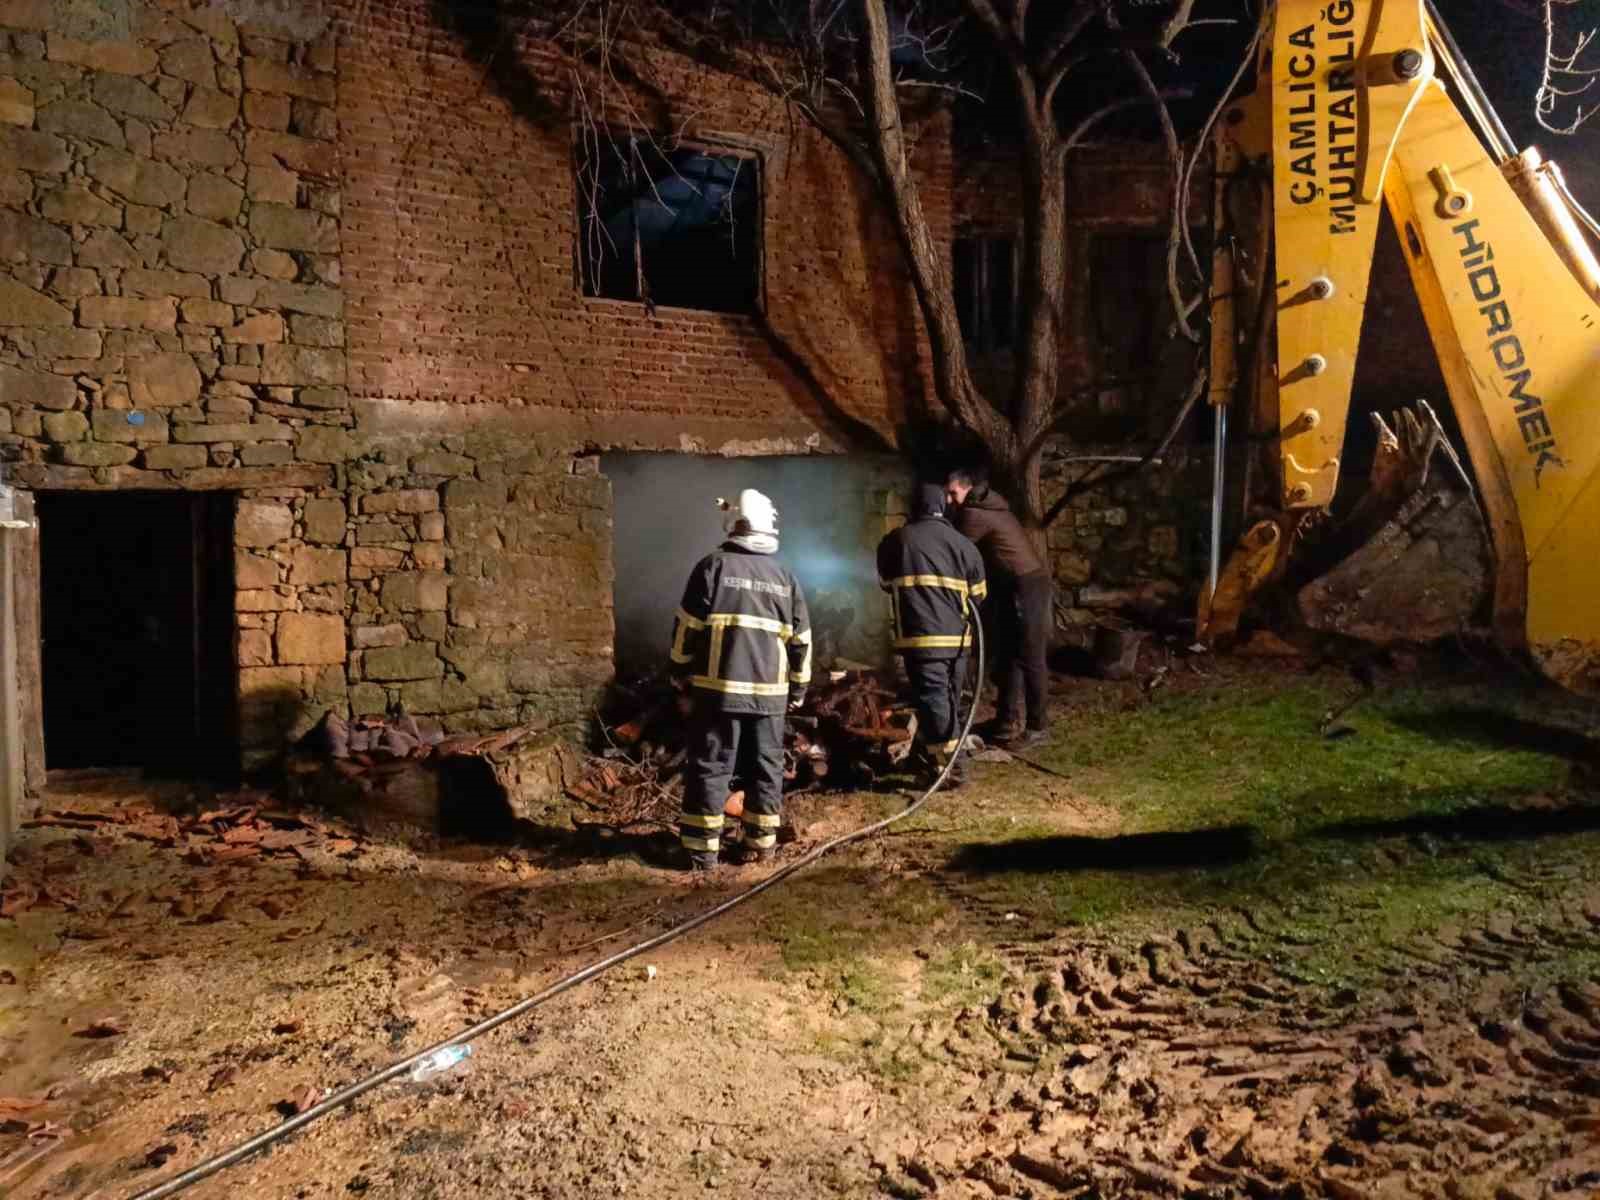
[336,0,942,449]
[0,0,948,771]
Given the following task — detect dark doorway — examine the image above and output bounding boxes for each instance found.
[37,492,236,776]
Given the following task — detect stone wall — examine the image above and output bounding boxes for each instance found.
[1043,446,1212,641]
[0,2,344,474]
[0,0,947,772]
[231,435,612,767]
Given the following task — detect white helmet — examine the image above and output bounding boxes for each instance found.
[718,488,778,536]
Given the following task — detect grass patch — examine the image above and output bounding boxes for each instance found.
[920,941,1006,1007]
[945,668,1597,985]
[832,960,901,1015]
[1041,674,1573,838]
[753,866,954,1025]
[757,866,948,974]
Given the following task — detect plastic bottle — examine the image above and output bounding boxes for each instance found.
[408,1043,472,1082]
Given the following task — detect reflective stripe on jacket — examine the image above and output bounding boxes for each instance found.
[876,516,987,658]
[669,545,812,714]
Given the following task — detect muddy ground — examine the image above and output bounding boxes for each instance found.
[3,657,1600,1199]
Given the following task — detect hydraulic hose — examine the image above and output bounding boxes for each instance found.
[130,618,986,1200]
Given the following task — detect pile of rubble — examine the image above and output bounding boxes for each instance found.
[292,712,545,770]
[566,670,917,831]
[282,713,562,834]
[0,795,370,925]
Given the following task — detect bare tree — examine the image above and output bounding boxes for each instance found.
[1536,0,1600,134]
[435,0,1242,525]
[634,0,1238,526]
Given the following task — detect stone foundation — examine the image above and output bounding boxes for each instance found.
[1043,443,1212,640]
[0,0,938,772]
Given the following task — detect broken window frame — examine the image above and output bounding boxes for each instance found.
[573,126,766,317]
[952,234,1017,354]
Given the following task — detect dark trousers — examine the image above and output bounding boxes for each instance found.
[680,705,784,861]
[903,654,965,763]
[988,571,1052,733]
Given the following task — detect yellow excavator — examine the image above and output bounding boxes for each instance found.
[1197,0,1600,697]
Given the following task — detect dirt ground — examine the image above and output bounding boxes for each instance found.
[3,657,1600,1200]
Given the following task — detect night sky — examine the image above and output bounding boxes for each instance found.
[1024,0,1600,173]
[1446,0,1600,155]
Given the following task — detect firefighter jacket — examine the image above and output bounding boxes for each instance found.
[877,515,987,659]
[669,544,812,715]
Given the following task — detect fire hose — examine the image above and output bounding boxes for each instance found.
[130,616,985,1199]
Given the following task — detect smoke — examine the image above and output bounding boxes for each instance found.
[602,453,911,675]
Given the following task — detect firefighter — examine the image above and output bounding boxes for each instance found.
[668,489,812,871]
[877,483,987,787]
[945,467,1052,748]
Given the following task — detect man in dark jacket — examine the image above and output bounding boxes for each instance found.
[945,468,1051,748]
[669,488,812,871]
[877,483,987,787]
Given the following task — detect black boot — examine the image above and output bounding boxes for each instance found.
[682,849,719,873]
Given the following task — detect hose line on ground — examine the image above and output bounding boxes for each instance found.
[130,618,986,1200]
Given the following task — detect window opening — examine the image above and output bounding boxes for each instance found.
[1084,232,1201,443]
[953,235,1016,353]
[577,131,761,315]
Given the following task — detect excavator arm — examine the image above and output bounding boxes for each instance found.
[1202,0,1600,695]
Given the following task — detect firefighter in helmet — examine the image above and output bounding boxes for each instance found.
[668,489,812,871]
[876,482,986,787]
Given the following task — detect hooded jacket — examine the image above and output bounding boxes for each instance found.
[876,484,988,659]
[670,543,812,715]
[951,485,1046,585]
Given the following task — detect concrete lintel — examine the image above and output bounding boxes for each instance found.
[350,397,853,458]
[11,464,334,491]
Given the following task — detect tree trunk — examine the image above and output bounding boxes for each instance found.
[855,0,1010,457]
[1007,118,1068,528]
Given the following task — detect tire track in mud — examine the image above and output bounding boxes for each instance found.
[880,853,1600,1198]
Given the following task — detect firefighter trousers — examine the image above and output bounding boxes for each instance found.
[680,705,785,863]
[902,654,966,766]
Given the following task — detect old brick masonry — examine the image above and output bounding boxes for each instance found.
[0,0,939,771]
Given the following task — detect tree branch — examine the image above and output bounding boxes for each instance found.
[1155,0,1199,49]
[1537,0,1600,133]
[1041,366,1208,527]
[1061,87,1192,154]
[1038,4,1098,103]
[1124,48,1200,343]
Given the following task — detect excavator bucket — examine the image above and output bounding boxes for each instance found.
[1201,400,1493,649]
[1295,402,1491,644]
[1296,485,1490,644]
